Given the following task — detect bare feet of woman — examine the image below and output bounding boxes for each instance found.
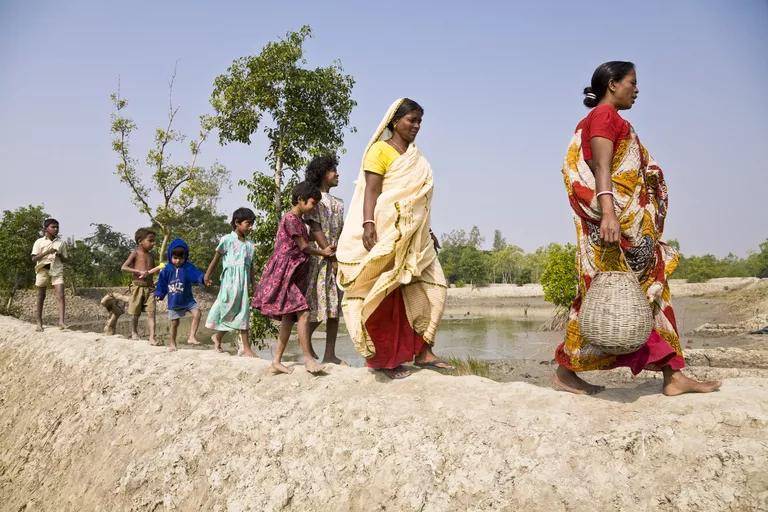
[35,323,44,332]
[186,336,201,345]
[662,369,721,396]
[167,344,177,352]
[131,332,140,341]
[304,357,325,375]
[240,347,257,358]
[552,366,605,395]
[381,366,411,379]
[321,356,348,366]
[148,337,162,346]
[270,362,294,375]
[211,335,225,353]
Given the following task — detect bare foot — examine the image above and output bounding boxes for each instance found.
[270,362,294,375]
[663,371,721,396]
[35,324,44,332]
[552,366,605,395]
[167,344,178,352]
[57,323,69,330]
[211,335,224,353]
[131,332,140,341]
[187,337,201,345]
[304,358,326,375]
[309,344,319,360]
[148,338,162,346]
[239,348,257,358]
[321,356,348,366]
[381,366,411,379]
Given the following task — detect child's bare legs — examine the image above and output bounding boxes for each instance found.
[53,283,66,328]
[35,286,46,331]
[308,321,321,360]
[271,316,294,374]
[321,318,345,365]
[211,331,225,352]
[147,301,159,346]
[239,329,255,357]
[131,314,141,340]
[187,308,202,345]
[168,318,179,352]
[298,311,323,373]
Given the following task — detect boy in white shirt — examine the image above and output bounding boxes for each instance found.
[31,218,68,331]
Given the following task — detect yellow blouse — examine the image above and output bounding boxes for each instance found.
[363,140,402,176]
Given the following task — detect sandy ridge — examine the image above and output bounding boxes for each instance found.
[0,315,767,511]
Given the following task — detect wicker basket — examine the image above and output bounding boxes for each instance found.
[579,270,653,355]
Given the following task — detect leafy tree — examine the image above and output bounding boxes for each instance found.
[0,205,49,305]
[210,25,356,210]
[209,25,356,347]
[468,226,484,249]
[540,243,578,309]
[164,206,231,283]
[110,70,230,259]
[492,229,507,251]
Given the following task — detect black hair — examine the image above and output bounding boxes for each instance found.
[134,227,156,244]
[583,61,635,108]
[305,154,339,187]
[387,98,424,130]
[231,207,256,229]
[171,246,186,259]
[44,218,59,229]
[291,181,322,205]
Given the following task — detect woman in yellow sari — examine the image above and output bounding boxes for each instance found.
[554,61,721,396]
[336,98,452,379]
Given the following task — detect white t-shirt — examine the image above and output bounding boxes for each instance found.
[31,237,68,275]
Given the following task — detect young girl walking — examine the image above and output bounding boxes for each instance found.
[204,207,257,357]
[252,181,335,375]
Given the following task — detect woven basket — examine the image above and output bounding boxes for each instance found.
[579,271,653,355]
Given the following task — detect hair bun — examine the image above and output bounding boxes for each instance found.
[582,86,599,108]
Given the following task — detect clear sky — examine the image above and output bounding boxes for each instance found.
[1,0,766,256]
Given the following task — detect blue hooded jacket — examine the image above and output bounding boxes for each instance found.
[155,238,205,310]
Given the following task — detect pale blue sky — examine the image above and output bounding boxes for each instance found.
[1,0,766,256]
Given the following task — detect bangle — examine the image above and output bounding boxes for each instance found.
[362,220,375,227]
[596,191,615,199]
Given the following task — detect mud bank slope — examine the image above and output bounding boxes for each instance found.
[1,316,766,511]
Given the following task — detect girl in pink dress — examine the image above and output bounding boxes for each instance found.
[252,181,335,375]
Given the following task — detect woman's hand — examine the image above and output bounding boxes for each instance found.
[363,223,378,251]
[320,245,335,258]
[600,212,621,243]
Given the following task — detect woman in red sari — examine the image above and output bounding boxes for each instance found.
[553,61,721,396]
[336,98,453,379]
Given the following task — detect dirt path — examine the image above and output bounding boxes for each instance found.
[1,316,766,511]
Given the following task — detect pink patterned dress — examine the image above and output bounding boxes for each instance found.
[251,212,311,320]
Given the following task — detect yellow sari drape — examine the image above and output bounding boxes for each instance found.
[336,99,447,358]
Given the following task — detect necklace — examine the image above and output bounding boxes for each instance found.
[388,139,407,154]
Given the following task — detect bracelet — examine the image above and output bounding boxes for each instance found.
[596,191,615,199]
[362,220,375,227]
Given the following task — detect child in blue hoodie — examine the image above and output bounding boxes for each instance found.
[155,238,207,351]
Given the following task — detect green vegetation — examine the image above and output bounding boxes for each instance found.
[671,239,768,282]
[210,25,356,347]
[446,355,491,378]
[110,69,230,259]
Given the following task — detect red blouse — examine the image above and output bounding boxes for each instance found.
[576,104,630,161]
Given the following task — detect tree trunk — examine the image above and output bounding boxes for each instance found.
[159,229,171,263]
[5,279,19,310]
[273,155,283,213]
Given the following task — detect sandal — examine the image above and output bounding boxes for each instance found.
[381,366,412,379]
[414,359,455,371]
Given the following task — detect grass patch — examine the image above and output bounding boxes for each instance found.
[447,355,491,378]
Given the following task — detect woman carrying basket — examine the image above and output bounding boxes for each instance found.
[553,61,721,396]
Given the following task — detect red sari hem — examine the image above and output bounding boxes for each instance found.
[556,329,685,375]
[364,287,425,370]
